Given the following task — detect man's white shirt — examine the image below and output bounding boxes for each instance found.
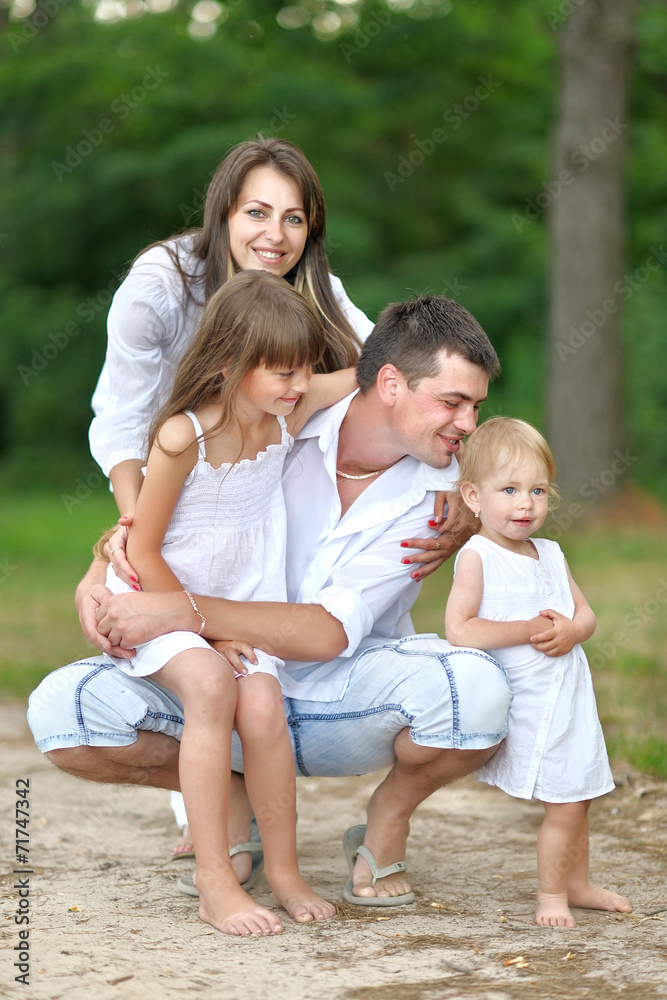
[280,392,459,701]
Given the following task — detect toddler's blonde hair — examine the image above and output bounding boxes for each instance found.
[457,416,559,534]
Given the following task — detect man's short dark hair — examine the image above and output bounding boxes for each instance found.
[356,296,501,391]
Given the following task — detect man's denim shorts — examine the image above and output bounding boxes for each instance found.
[28,635,511,777]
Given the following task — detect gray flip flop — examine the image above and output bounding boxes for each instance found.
[177,840,264,897]
[342,824,415,907]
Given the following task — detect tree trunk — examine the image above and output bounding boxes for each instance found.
[548,0,636,504]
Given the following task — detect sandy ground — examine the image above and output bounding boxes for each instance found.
[1,699,666,1000]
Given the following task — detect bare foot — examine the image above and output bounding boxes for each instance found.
[568,882,632,914]
[195,871,284,936]
[270,872,337,923]
[172,824,195,859]
[351,811,412,899]
[535,891,576,928]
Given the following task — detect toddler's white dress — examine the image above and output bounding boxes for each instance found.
[105,411,292,682]
[454,535,615,803]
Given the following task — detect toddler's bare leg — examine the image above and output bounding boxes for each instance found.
[235,673,336,923]
[157,651,283,936]
[563,802,632,915]
[536,800,631,928]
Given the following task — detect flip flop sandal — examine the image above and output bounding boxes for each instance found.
[342,824,415,907]
[177,841,265,897]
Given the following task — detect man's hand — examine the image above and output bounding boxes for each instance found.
[94,591,181,652]
[529,609,578,657]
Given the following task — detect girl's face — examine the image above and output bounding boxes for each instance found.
[238,362,313,419]
[228,166,308,277]
[463,456,550,552]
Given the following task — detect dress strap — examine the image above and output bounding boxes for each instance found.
[183,410,207,461]
[276,414,291,444]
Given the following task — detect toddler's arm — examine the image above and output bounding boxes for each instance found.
[530,561,596,656]
[445,548,544,649]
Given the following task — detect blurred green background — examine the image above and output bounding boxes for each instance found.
[0,0,665,773]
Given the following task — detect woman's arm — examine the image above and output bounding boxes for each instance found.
[109,459,144,518]
[288,368,357,435]
[445,548,545,649]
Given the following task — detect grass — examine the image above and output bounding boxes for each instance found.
[1,489,666,777]
[0,489,119,696]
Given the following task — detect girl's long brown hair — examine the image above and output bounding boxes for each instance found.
[147,270,326,456]
[137,137,362,374]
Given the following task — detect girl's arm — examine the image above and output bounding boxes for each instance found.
[125,415,199,595]
[445,548,545,649]
[530,561,596,657]
[288,368,357,435]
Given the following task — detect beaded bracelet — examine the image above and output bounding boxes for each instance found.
[183,590,206,636]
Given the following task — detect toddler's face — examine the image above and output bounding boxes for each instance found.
[468,457,550,548]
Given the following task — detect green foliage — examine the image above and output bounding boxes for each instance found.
[0,0,666,491]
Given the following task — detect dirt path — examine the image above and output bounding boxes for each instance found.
[1,701,666,1000]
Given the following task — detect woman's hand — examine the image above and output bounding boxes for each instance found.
[399,493,470,582]
[103,514,141,589]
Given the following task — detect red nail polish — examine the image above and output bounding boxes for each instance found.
[401,558,410,564]
[411,572,419,579]
[131,576,138,583]
[133,584,140,591]
[400,541,408,548]
[428,520,437,527]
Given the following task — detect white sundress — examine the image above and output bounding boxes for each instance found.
[105,411,292,681]
[454,534,615,803]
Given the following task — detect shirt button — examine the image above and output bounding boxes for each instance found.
[534,749,542,759]
[554,673,562,682]
[544,713,551,722]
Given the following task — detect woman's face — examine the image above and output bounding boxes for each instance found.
[228,165,308,277]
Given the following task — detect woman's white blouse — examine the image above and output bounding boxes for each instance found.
[89,236,374,476]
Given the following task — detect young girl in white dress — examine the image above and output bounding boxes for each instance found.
[445,417,632,928]
[104,269,355,937]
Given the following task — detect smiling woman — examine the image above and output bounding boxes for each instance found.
[89,136,374,518]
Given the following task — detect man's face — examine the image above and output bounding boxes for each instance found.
[391,350,489,468]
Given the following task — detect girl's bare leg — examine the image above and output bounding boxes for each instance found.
[156,651,284,936]
[235,673,336,923]
[536,800,631,928]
